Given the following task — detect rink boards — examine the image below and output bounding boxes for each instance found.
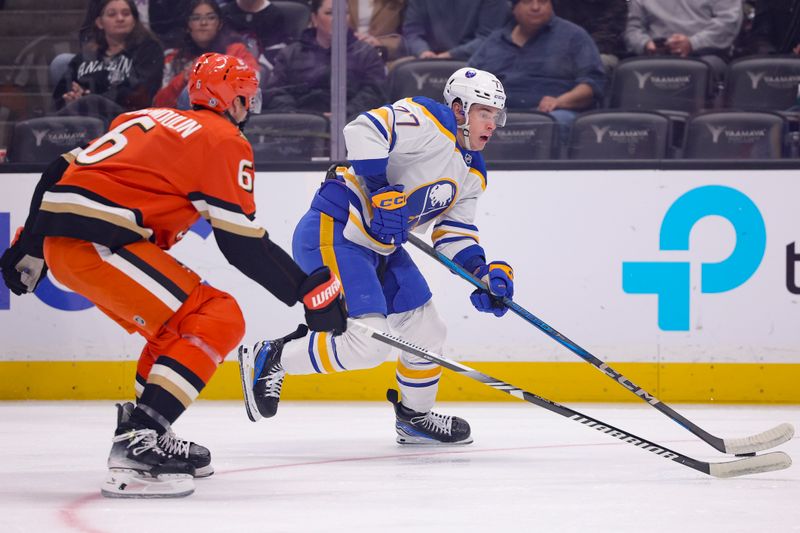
[1,169,798,402]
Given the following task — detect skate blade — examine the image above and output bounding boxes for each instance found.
[101,469,195,498]
[396,434,474,446]
[237,345,262,423]
[194,464,214,478]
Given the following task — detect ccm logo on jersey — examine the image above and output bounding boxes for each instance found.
[303,276,343,310]
[371,190,406,210]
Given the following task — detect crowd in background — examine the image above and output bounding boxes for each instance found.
[2,0,800,160]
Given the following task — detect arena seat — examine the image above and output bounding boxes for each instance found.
[387,59,466,102]
[48,52,75,89]
[272,1,312,41]
[244,112,329,164]
[682,110,787,159]
[724,55,800,111]
[568,110,671,159]
[481,111,558,161]
[609,57,712,113]
[7,115,103,163]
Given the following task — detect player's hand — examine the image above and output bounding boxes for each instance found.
[0,228,48,296]
[298,266,348,334]
[369,184,409,245]
[470,261,513,317]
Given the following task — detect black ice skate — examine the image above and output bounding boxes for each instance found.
[118,402,214,478]
[238,324,308,422]
[387,389,473,445]
[101,407,195,498]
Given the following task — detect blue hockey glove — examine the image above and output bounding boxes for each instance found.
[369,184,408,245]
[470,261,514,317]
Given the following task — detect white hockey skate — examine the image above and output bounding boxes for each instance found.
[387,389,473,445]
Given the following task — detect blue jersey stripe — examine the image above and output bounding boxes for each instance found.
[396,376,441,388]
[434,236,477,246]
[331,336,346,371]
[434,220,479,232]
[363,112,389,141]
[307,332,322,373]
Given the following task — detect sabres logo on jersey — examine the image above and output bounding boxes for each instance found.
[406,178,457,227]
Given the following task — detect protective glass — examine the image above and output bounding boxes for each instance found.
[248,90,262,114]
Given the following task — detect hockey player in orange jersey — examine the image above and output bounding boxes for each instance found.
[0,53,347,498]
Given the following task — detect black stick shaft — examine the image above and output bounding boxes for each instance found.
[351,320,790,478]
[407,234,784,454]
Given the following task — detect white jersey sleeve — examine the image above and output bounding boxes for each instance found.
[431,157,487,267]
[343,105,397,190]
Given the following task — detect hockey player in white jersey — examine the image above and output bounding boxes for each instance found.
[239,68,515,444]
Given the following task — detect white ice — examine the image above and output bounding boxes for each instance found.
[0,401,797,533]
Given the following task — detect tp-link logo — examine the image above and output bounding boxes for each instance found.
[622,186,766,331]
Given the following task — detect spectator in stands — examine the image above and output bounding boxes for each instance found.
[349,0,407,61]
[469,0,605,144]
[263,0,386,119]
[553,0,628,71]
[221,0,290,79]
[153,0,257,108]
[54,0,164,124]
[624,0,742,77]
[402,0,509,60]
[81,0,185,45]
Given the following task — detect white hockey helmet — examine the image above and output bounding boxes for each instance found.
[443,67,507,128]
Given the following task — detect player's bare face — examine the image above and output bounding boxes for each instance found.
[467,104,501,151]
[96,1,135,43]
[188,5,221,48]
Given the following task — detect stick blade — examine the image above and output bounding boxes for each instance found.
[723,423,795,455]
[708,451,792,479]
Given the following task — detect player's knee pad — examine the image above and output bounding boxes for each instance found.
[390,300,447,358]
[170,284,245,363]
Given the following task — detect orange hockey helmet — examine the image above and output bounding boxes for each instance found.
[188,52,261,114]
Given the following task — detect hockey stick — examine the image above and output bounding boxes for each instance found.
[407,233,794,456]
[349,319,791,478]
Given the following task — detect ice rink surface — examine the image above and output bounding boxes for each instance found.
[0,401,797,533]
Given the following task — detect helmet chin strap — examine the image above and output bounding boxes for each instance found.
[224,108,249,131]
[460,124,473,151]
[457,104,473,151]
